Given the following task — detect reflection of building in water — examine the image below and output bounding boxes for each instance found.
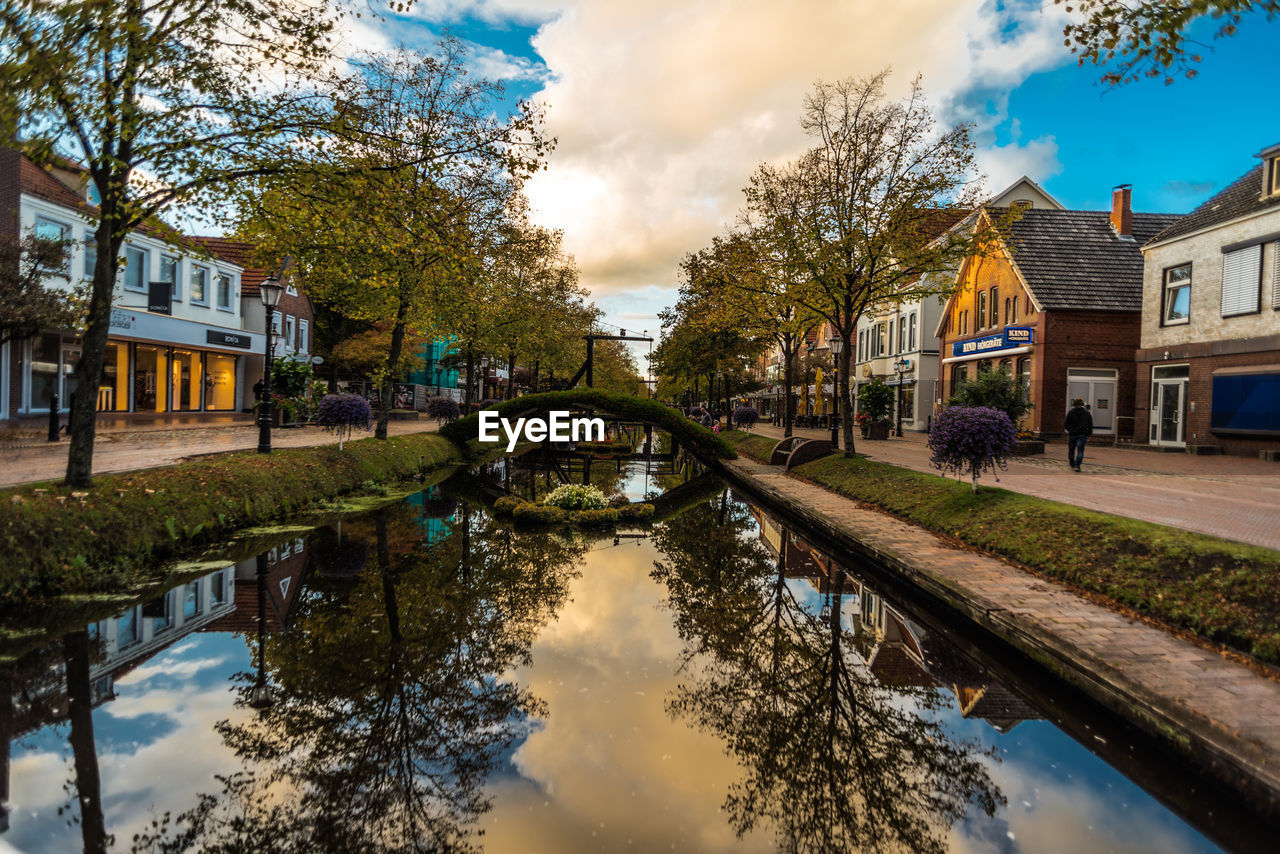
[205,538,310,633]
[0,566,236,833]
[749,504,1045,733]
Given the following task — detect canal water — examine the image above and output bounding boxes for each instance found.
[0,451,1249,852]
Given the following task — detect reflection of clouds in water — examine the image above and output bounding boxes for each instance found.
[486,541,773,852]
[949,757,1217,854]
[6,635,251,853]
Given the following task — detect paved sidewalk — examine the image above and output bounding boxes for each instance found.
[748,423,1280,551]
[723,455,1280,813]
[0,420,441,488]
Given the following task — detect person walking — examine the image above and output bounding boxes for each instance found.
[1064,398,1093,471]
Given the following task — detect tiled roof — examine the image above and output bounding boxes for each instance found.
[20,156,94,213]
[188,237,269,293]
[996,208,1182,311]
[1146,164,1279,245]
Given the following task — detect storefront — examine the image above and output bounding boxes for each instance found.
[940,327,1038,425]
[17,310,263,417]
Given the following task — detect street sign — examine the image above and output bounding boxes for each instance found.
[310,356,324,365]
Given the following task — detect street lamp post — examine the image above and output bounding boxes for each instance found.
[248,552,274,710]
[256,276,284,454]
[893,357,909,438]
[828,334,843,447]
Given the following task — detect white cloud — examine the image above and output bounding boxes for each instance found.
[352,1,1075,316]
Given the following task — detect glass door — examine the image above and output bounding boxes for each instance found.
[1156,381,1186,446]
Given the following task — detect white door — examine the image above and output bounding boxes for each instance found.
[1153,381,1187,447]
[1066,369,1118,435]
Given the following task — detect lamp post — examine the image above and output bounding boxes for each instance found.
[828,334,843,447]
[893,357,909,438]
[256,276,284,454]
[248,552,274,710]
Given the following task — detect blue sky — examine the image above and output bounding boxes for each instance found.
[347,1,1279,353]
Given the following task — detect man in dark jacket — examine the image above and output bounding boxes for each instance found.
[1064,398,1093,471]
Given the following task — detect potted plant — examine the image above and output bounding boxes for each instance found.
[856,378,894,439]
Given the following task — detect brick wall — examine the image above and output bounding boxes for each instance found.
[1040,311,1141,438]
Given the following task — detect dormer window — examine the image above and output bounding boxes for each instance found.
[1269,155,1280,198]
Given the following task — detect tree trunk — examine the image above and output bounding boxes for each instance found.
[65,221,124,487]
[724,375,731,419]
[376,313,407,440]
[506,351,516,400]
[839,327,857,456]
[464,347,475,406]
[64,629,108,854]
[782,340,795,438]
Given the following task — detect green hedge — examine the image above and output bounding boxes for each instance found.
[723,429,1280,664]
[0,433,462,605]
[441,389,737,460]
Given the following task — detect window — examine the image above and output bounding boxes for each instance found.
[285,315,296,350]
[898,316,907,355]
[857,330,866,362]
[1221,246,1261,317]
[124,245,148,291]
[1273,242,1280,310]
[951,364,968,388]
[999,358,1013,377]
[216,274,233,310]
[1212,372,1280,434]
[210,571,228,607]
[161,256,180,299]
[1003,298,1011,326]
[117,606,140,647]
[962,310,969,335]
[1012,295,1019,324]
[190,265,208,304]
[1269,155,1280,198]
[908,312,917,351]
[299,319,309,354]
[878,323,887,356]
[989,288,998,328]
[83,231,97,278]
[1018,357,1032,396]
[34,217,72,278]
[977,291,986,329]
[1162,264,1191,324]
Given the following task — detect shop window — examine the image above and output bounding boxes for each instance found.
[977,360,991,374]
[1211,372,1280,434]
[99,342,129,411]
[205,353,237,410]
[28,333,79,411]
[171,350,201,411]
[124,245,148,291]
[1018,357,1032,395]
[135,345,165,411]
[900,385,915,422]
[1162,263,1191,324]
[190,265,208,304]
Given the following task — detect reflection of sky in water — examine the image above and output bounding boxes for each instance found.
[4,493,1224,853]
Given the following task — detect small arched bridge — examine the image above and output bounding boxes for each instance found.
[438,389,737,462]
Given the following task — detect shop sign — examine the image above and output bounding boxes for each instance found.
[148,281,172,315]
[206,330,252,349]
[109,308,135,330]
[951,327,1036,357]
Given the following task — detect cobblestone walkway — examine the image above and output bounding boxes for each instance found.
[0,421,440,488]
[749,424,1280,551]
[724,455,1280,803]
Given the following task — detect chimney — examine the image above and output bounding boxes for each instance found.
[1110,184,1132,237]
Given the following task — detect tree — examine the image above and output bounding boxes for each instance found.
[1055,1,1279,85]
[0,231,85,346]
[0,0,342,486]
[678,231,821,437]
[742,72,987,457]
[240,45,549,435]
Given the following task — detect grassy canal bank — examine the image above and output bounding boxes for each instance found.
[724,430,1280,667]
[0,432,462,605]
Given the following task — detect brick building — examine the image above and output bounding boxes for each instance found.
[936,189,1179,439]
[1135,143,1280,456]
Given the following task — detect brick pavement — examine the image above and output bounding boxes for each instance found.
[722,455,1280,812]
[748,423,1280,551]
[0,420,441,488]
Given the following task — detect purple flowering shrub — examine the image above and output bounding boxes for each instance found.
[314,393,372,450]
[927,406,1017,493]
[425,396,461,422]
[732,405,759,429]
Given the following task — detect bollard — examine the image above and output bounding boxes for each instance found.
[48,393,60,442]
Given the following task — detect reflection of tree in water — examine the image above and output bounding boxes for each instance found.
[652,498,1004,854]
[135,502,586,853]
